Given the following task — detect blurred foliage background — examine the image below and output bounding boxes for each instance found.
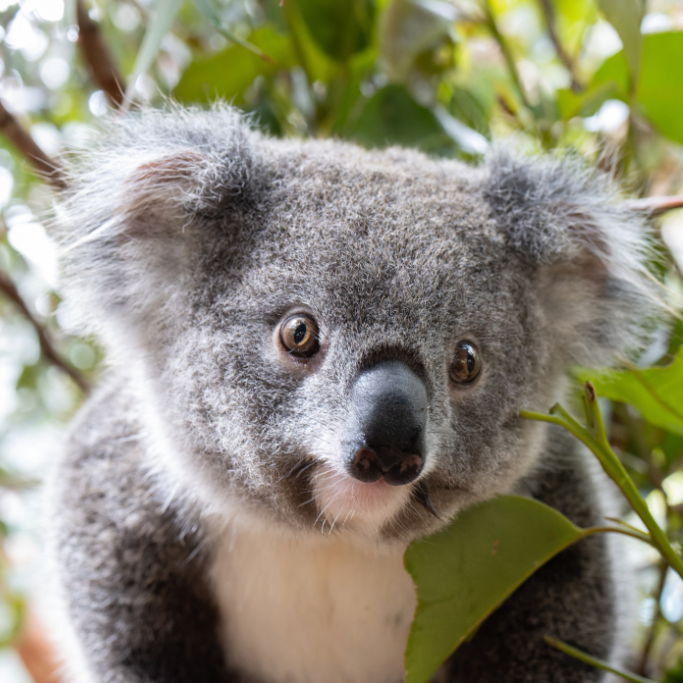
[0,0,681,680]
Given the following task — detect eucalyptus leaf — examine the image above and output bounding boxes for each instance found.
[551,0,598,55]
[556,82,618,121]
[592,50,630,96]
[348,84,449,151]
[575,349,683,436]
[126,0,184,101]
[174,27,295,104]
[598,0,643,87]
[637,31,683,146]
[296,0,375,62]
[380,0,457,81]
[404,495,585,683]
[432,105,488,155]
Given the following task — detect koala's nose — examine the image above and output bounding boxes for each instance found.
[346,361,428,486]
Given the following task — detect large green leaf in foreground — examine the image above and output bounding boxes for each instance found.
[576,348,683,437]
[404,495,585,683]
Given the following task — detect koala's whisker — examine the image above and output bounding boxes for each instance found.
[298,495,318,507]
[405,498,428,525]
[310,469,341,484]
[413,482,440,519]
[314,495,339,530]
[327,510,342,535]
[293,460,318,480]
[284,458,315,480]
[183,541,204,566]
[341,507,355,528]
[389,509,413,539]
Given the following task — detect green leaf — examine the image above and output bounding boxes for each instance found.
[556,81,618,120]
[282,0,339,84]
[575,349,683,437]
[598,0,643,86]
[127,0,185,100]
[404,495,585,683]
[296,0,375,62]
[448,85,493,136]
[665,657,683,683]
[348,84,449,151]
[592,49,630,97]
[636,31,683,146]
[380,0,457,81]
[551,0,598,55]
[432,105,488,155]
[174,27,296,104]
[0,592,25,648]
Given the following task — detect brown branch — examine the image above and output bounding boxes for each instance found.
[670,501,683,516]
[15,610,65,683]
[77,0,125,109]
[0,101,66,190]
[0,271,89,393]
[626,194,683,215]
[538,0,582,92]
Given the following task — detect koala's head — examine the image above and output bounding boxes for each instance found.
[55,106,657,542]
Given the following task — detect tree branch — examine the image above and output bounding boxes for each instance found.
[626,195,683,215]
[482,0,532,111]
[77,0,125,109]
[538,0,582,91]
[0,271,89,394]
[0,101,66,190]
[15,610,66,683]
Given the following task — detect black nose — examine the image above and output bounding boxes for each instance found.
[346,361,428,486]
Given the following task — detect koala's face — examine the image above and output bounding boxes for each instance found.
[57,109,653,541]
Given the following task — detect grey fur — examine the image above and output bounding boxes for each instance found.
[48,105,657,683]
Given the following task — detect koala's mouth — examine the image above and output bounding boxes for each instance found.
[309,464,414,533]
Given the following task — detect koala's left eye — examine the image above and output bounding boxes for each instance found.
[280,314,320,357]
[449,341,481,385]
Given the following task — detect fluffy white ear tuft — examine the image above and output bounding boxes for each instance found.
[484,150,663,365]
[120,150,209,238]
[51,106,259,340]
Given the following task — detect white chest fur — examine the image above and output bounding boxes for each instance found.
[210,522,417,683]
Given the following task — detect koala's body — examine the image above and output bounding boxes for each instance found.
[49,106,654,683]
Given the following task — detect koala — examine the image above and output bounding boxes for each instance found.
[48,105,656,683]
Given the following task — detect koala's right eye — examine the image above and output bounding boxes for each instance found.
[279,314,320,357]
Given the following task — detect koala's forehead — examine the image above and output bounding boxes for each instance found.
[200,140,525,332]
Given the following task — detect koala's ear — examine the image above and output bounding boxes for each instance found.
[483,151,660,365]
[123,150,208,226]
[53,107,258,337]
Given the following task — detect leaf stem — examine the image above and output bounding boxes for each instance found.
[544,636,656,683]
[537,0,582,91]
[581,525,653,547]
[636,560,668,676]
[521,382,683,580]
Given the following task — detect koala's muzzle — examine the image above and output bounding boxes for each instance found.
[346,361,427,486]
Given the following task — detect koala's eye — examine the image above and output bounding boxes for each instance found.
[280,314,320,357]
[449,341,481,385]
